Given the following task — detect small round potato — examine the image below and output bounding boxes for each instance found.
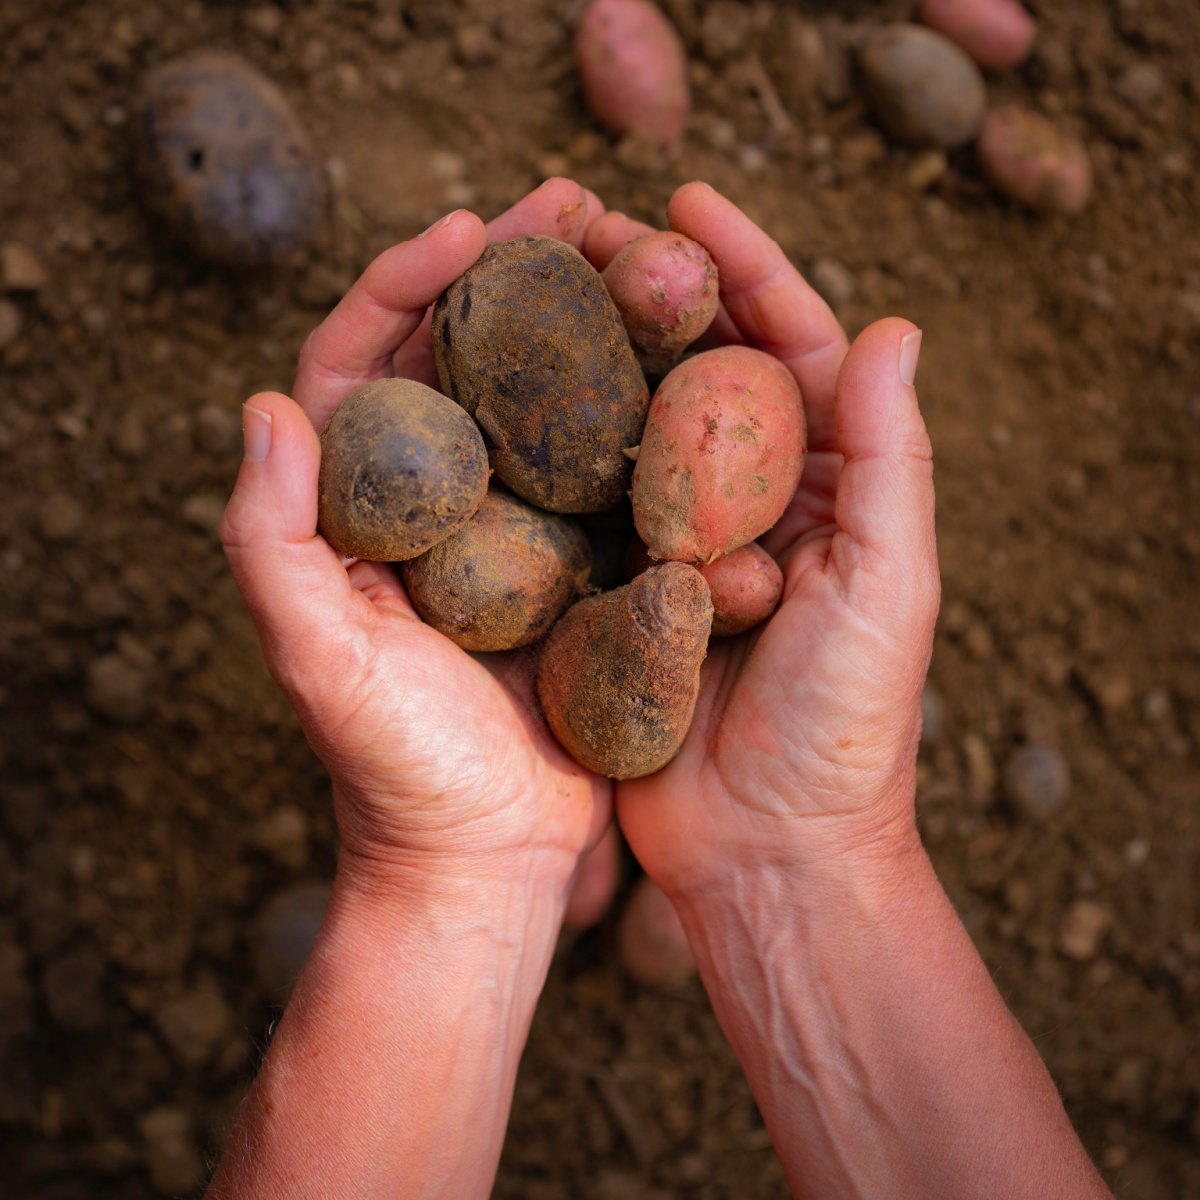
[859,24,987,149]
[977,106,1092,214]
[134,51,324,267]
[402,489,591,652]
[318,379,489,562]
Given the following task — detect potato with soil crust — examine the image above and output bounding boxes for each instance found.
[433,236,650,514]
[917,0,1035,72]
[627,538,783,637]
[317,379,489,562]
[537,562,712,779]
[574,0,690,151]
[859,24,987,149]
[134,51,324,267]
[631,346,806,565]
[602,232,719,377]
[977,106,1093,214]
[401,489,591,652]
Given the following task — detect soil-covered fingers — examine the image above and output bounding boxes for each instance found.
[667,182,848,449]
[293,210,486,431]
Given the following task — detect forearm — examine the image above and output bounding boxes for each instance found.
[208,850,568,1200]
[674,829,1110,1200]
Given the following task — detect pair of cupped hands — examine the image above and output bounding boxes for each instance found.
[221,178,940,920]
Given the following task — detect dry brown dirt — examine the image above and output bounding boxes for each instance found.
[1,1,1197,1196]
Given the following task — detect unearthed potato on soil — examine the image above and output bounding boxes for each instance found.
[627,538,783,636]
[134,51,324,267]
[602,232,719,377]
[537,562,712,779]
[317,379,489,562]
[859,24,987,149]
[401,489,591,651]
[574,0,690,151]
[617,877,696,987]
[917,0,1035,72]
[433,236,649,513]
[977,106,1093,214]
[631,346,806,564]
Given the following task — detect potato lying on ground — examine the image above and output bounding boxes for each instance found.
[627,538,784,636]
[537,562,712,779]
[859,25,987,148]
[318,379,489,562]
[917,0,1035,71]
[602,232,719,377]
[617,876,696,987]
[401,489,591,651]
[134,51,324,267]
[433,236,649,513]
[631,346,806,564]
[575,0,690,151]
[977,106,1093,214]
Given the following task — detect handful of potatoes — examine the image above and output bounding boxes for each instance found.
[318,230,805,779]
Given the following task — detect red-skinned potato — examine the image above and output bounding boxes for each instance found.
[617,876,695,987]
[631,346,806,564]
[627,538,783,637]
[602,231,719,377]
[574,0,690,151]
[917,0,1035,72]
[977,106,1092,214]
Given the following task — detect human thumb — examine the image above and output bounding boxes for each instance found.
[221,391,356,692]
[831,318,939,627]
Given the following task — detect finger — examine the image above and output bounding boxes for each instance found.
[666,182,848,450]
[583,210,656,271]
[581,187,607,226]
[293,209,487,431]
[346,560,418,618]
[221,392,360,691]
[829,319,939,619]
[564,822,621,931]
[393,178,595,384]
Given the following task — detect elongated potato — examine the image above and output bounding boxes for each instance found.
[401,489,591,651]
[575,0,690,151]
[537,562,712,778]
[433,236,650,513]
[317,378,489,561]
[917,0,1035,72]
[631,346,806,564]
[602,231,719,377]
[977,106,1092,214]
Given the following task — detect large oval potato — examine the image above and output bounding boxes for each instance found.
[537,561,712,779]
[317,378,489,562]
[977,106,1092,214]
[574,0,690,151]
[631,346,806,564]
[134,51,324,267]
[859,24,987,149]
[917,0,1035,72]
[401,489,591,651]
[433,236,650,514]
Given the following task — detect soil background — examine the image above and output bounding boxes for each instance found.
[1,0,1198,1196]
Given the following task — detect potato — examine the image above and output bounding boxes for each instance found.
[574,0,690,151]
[631,346,806,564]
[134,51,324,267]
[401,489,591,651]
[859,24,987,149]
[602,232,719,377]
[317,379,489,562]
[627,538,783,636]
[916,0,1034,72]
[617,877,695,987]
[977,106,1093,214]
[537,562,712,778]
[433,236,649,514]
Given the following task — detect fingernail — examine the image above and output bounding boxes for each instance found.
[899,330,922,387]
[417,209,464,238]
[243,403,273,462]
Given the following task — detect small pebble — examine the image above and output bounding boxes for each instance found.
[1002,743,1069,822]
[1114,61,1165,111]
[182,492,227,536]
[809,257,856,309]
[195,404,241,455]
[139,1106,205,1196]
[112,411,148,458]
[252,805,310,869]
[906,148,948,190]
[1,242,47,292]
[86,653,151,723]
[1058,898,1111,961]
[155,986,233,1066]
[38,493,85,543]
